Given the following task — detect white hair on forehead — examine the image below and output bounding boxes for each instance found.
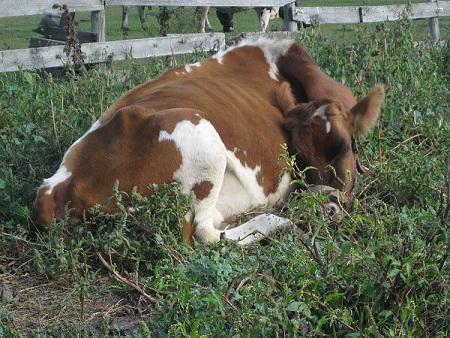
[313,104,332,134]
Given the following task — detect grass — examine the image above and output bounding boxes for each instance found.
[0,9,449,338]
[0,1,448,50]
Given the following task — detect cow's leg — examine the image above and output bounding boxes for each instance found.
[197,7,210,33]
[158,112,227,243]
[224,214,292,245]
[137,6,148,30]
[216,8,235,32]
[205,14,212,32]
[122,6,129,32]
[257,7,272,32]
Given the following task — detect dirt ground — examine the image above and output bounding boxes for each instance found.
[1,272,150,335]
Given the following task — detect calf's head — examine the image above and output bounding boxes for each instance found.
[277,82,384,200]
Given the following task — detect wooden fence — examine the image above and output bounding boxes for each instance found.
[295,0,449,42]
[0,0,448,72]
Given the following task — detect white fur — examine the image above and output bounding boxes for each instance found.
[42,166,71,194]
[313,105,328,119]
[313,105,332,134]
[213,38,294,80]
[266,171,292,206]
[159,119,227,242]
[184,62,201,73]
[225,213,292,245]
[43,120,102,194]
[225,150,266,204]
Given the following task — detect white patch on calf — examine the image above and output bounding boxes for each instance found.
[42,166,71,194]
[265,171,292,206]
[184,62,201,73]
[212,38,294,80]
[225,150,265,204]
[212,49,229,65]
[158,118,227,242]
[313,105,328,119]
[158,119,225,192]
[216,157,291,223]
[313,105,332,134]
[214,150,266,221]
[42,120,102,194]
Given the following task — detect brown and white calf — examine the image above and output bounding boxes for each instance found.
[34,39,384,244]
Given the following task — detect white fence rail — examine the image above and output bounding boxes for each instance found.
[295,1,449,24]
[0,0,448,73]
[108,0,292,6]
[0,0,103,17]
[0,33,225,72]
[295,0,449,42]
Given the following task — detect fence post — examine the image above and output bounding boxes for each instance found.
[283,1,297,32]
[427,0,440,42]
[91,3,106,42]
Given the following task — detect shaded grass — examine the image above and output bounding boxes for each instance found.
[0,18,449,337]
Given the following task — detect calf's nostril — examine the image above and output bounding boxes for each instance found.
[323,202,343,222]
[324,202,338,215]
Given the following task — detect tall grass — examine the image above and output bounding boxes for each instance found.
[0,20,449,336]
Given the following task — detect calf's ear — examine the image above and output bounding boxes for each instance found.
[351,85,385,136]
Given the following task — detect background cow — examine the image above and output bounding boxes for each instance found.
[199,7,279,32]
[121,6,278,33]
[34,38,384,244]
[122,6,148,32]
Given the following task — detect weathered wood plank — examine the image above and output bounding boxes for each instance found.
[427,0,441,42]
[294,6,360,24]
[362,2,450,22]
[0,33,225,73]
[91,10,106,42]
[0,0,104,17]
[282,2,297,32]
[107,0,294,7]
[294,1,450,25]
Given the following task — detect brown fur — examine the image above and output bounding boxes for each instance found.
[276,81,383,194]
[192,181,214,200]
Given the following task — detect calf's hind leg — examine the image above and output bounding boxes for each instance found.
[158,113,227,243]
[159,111,293,245]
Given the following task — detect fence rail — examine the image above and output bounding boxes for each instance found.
[0,33,225,72]
[107,0,292,6]
[0,0,103,17]
[0,0,448,73]
[295,1,450,24]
